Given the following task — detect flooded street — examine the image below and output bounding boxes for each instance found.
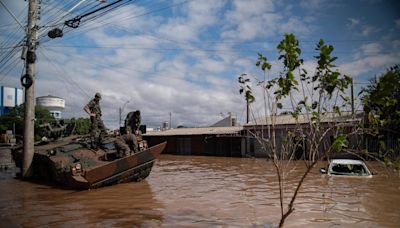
[1,155,400,227]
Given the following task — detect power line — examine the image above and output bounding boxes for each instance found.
[0,1,25,30]
[40,44,397,56]
[39,0,193,44]
[38,47,91,99]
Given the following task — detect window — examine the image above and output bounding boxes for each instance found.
[331,163,367,176]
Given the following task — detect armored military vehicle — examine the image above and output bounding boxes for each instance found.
[12,111,166,189]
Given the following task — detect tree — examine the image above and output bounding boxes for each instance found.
[361,64,400,168]
[0,104,55,141]
[239,33,355,227]
[69,117,91,135]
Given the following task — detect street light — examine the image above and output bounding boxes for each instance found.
[119,100,129,127]
[239,73,251,124]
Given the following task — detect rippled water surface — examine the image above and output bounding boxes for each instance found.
[1,155,399,227]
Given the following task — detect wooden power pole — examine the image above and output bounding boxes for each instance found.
[22,0,38,177]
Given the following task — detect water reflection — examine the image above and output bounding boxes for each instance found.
[0,155,399,227]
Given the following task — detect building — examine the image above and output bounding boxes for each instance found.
[36,95,65,119]
[243,112,363,158]
[144,126,245,157]
[0,86,24,116]
[210,112,238,127]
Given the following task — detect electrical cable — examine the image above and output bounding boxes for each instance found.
[0,54,22,83]
[39,0,191,44]
[38,47,91,99]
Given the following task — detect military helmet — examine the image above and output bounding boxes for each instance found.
[95,92,101,99]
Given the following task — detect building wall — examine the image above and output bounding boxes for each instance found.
[0,86,24,115]
[210,113,237,127]
[144,134,243,157]
[245,123,357,158]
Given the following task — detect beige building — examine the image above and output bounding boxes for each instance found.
[243,112,363,158]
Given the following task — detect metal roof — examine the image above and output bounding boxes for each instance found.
[144,126,243,136]
[245,111,363,126]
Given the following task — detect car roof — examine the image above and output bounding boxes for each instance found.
[330,159,366,165]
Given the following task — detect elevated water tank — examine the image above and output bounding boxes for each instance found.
[36,95,65,119]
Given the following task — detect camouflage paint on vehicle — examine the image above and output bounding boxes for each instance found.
[12,136,166,189]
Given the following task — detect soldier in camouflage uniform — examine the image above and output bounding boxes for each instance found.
[125,110,141,134]
[114,110,142,157]
[114,128,138,158]
[84,92,107,148]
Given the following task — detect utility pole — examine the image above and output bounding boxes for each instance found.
[169,112,172,129]
[119,107,122,127]
[22,0,38,178]
[246,99,249,124]
[351,78,355,117]
[119,100,129,127]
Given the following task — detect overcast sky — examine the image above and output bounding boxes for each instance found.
[1,0,399,129]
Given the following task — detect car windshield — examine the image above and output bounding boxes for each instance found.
[330,163,369,176]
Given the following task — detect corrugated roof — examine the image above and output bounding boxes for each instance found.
[144,126,243,136]
[245,111,363,126]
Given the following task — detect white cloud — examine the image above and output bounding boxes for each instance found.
[395,19,400,29]
[360,43,382,55]
[339,54,399,77]
[278,17,314,35]
[222,0,280,41]
[2,1,398,129]
[361,25,376,36]
[300,0,330,10]
[194,58,227,73]
[157,0,225,42]
[392,39,400,49]
[222,0,314,41]
[346,18,377,37]
[347,18,360,28]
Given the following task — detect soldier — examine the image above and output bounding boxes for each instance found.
[125,110,141,134]
[114,128,138,158]
[84,92,107,148]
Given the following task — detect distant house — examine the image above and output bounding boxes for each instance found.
[210,112,238,127]
[243,112,363,158]
[144,126,245,157]
[144,112,365,158]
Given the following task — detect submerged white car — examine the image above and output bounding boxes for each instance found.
[320,159,373,177]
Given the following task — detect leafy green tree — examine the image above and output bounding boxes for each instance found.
[70,117,91,135]
[0,104,55,140]
[239,33,353,227]
[361,64,400,168]
[0,105,24,134]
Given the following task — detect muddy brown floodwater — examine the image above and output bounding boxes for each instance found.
[0,155,399,227]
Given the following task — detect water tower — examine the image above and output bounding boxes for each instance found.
[36,95,65,119]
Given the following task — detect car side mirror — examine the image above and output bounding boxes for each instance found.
[320,168,326,174]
